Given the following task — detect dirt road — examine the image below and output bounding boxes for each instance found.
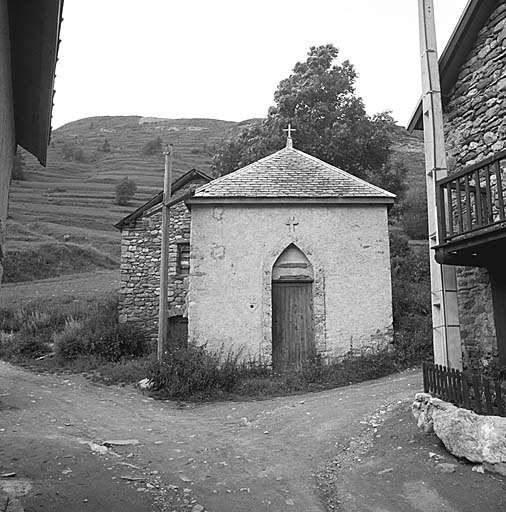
[0,362,421,511]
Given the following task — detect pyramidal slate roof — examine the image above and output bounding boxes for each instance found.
[190,146,395,204]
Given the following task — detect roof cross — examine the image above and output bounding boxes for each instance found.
[283,123,296,148]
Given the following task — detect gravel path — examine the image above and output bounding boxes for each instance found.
[0,362,421,511]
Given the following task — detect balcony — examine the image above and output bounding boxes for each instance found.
[435,149,506,267]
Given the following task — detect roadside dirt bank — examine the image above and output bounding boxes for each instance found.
[319,402,506,511]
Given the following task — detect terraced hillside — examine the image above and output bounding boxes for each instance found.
[5,116,253,282]
[5,116,425,284]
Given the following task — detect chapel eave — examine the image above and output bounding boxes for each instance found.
[185,196,395,207]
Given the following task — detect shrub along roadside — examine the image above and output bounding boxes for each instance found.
[0,294,151,384]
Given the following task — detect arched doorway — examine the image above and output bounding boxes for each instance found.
[271,244,315,371]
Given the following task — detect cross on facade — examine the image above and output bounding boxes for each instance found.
[283,124,296,148]
[285,215,299,234]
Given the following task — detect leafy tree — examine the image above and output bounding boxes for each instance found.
[62,142,74,161]
[213,44,405,197]
[73,147,85,162]
[142,136,162,155]
[99,138,111,152]
[62,143,86,162]
[12,148,26,181]
[115,177,137,206]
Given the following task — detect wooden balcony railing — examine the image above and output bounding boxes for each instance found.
[437,149,506,243]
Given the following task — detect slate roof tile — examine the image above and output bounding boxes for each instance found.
[194,147,395,201]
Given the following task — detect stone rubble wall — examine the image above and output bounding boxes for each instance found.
[412,392,506,476]
[118,179,206,340]
[443,1,506,371]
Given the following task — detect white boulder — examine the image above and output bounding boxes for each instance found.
[412,392,506,476]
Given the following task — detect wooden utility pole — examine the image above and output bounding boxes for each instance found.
[157,144,173,361]
[418,0,462,369]
[0,0,15,289]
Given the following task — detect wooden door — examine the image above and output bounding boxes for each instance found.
[168,316,188,350]
[272,281,315,371]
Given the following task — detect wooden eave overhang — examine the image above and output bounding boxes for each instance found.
[114,169,212,231]
[434,226,506,268]
[8,0,64,166]
[407,0,499,132]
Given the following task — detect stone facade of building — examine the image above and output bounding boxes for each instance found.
[117,171,211,340]
[442,1,506,369]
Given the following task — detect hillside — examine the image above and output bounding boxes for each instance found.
[5,116,425,283]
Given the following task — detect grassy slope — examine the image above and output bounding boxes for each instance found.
[5,116,254,282]
[5,116,424,284]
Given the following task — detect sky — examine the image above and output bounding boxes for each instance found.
[52,0,469,129]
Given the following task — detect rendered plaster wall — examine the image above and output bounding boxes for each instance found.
[443,1,506,370]
[188,203,393,364]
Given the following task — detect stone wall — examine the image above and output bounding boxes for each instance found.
[118,178,207,339]
[443,1,506,370]
[188,203,393,364]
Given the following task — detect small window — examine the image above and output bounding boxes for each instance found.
[177,243,190,275]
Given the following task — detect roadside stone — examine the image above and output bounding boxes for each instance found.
[191,505,205,512]
[435,463,457,473]
[412,393,506,476]
[103,439,140,447]
[138,378,153,391]
[83,442,108,455]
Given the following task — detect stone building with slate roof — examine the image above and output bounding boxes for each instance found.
[409,0,506,372]
[117,137,395,368]
[115,169,212,343]
[186,137,395,369]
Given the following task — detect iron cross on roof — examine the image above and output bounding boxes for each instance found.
[283,124,296,148]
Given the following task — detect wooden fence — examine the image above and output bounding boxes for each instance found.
[422,362,506,417]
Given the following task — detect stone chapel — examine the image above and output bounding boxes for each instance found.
[117,136,395,369]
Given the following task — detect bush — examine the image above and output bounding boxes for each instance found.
[62,143,86,162]
[0,331,50,359]
[148,345,240,399]
[142,136,162,155]
[115,177,137,206]
[0,295,149,365]
[402,195,429,240]
[99,139,111,152]
[53,298,149,361]
[389,230,432,364]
